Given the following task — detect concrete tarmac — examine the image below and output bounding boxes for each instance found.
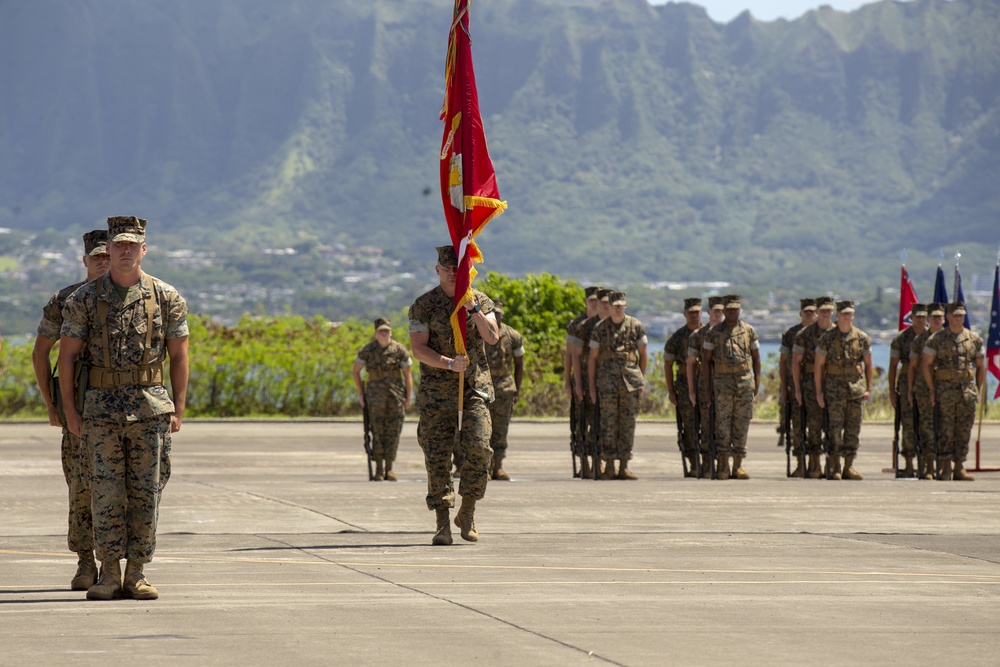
[2,420,999,666]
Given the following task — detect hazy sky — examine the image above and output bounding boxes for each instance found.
[650,0,890,23]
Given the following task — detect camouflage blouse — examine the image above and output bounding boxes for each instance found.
[486,323,524,395]
[60,272,188,422]
[356,338,411,401]
[590,315,647,392]
[37,280,87,341]
[408,286,495,402]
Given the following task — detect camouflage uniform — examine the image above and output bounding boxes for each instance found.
[485,322,524,465]
[565,311,589,459]
[687,323,712,457]
[591,315,646,461]
[889,326,919,457]
[61,272,188,564]
[793,322,834,456]
[923,327,984,464]
[576,314,603,461]
[779,322,806,459]
[38,280,93,555]
[664,323,698,459]
[409,286,494,510]
[704,320,759,457]
[816,325,871,459]
[355,338,411,463]
[910,329,937,461]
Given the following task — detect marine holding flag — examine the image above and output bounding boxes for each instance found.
[408,0,506,547]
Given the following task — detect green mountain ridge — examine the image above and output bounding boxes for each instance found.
[1,0,998,294]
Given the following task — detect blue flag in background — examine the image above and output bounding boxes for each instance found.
[933,265,949,305]
[953,265,971,329]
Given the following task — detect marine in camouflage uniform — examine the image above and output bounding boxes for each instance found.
[485,301,524,481]
[815,300,873,481]
[779,298,817,477]
[888,303,927,477]
[588,291,648,480]
[59,216,188,601]
[408,245,498,545]
[664,297,703,476]
[566,286,601,477]
[908,303,946,479]
[31,230,110,590]
[921,301,985,481]
[792,296,836,479]
[687,295,725,478]
[574,288,612,477]
[702,295,760,480]
[353,317,413,481]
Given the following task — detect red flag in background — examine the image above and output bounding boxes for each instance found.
[898,265,918,330]
[987,262,1000,399]
[440,0,507,355]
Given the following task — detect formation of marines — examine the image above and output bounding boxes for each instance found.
[30,231,991,570]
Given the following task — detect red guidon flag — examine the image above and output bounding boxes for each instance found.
[440,0,506,355]
[898,265,918,330]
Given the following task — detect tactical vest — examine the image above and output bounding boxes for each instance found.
[714,323,752,374]
[824,327,864,378]
[88,275,165,388]
[932,330,977,382]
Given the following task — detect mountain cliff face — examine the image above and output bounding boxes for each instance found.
[1,0,997,288]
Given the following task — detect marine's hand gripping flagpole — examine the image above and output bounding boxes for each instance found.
[439,0,507,431]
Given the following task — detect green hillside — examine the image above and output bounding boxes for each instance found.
[0,0,998,330]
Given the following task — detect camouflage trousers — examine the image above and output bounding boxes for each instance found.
[779,390,804,457]
[417,392,492,511]
[713,371,754,457]
[597,381,639,461]
[367,388,405,462]
[60,429,93,554]
[894,372,916,456]
[913,382,934,456]
[795,375,823,456]
[86,415,171,564]
[675,375,698,457]
[488,388,516,461]
[695,375,710,455]
[935,380,977,462]
[824,376,865,457]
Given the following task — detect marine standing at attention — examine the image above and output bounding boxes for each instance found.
[353,317,413,481]
[588,291,648,480]
[408,245,499,545]
[59,216,188,600]
[702,295,760,480]
[32,229,110,590]
[484,300,524,481]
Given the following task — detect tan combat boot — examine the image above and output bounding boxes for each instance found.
[71,551,98,591]
[938,459,952,481]
[617,459,638,480]
[716,455,730,481]
[732,455,749,480]
[826,455,842,480]
[921,455,936,480]
[902,456,915,478]
[843,455,863,480]
[952,461,974,481]
[807,453,823,479]
[454,497,478,542]
[580,455,591,479]
[699,453,713,478]
[492,457,510,481]
[373,459,384,482]
[384,459,397,482]
[122,560,159,600]
[432,508,453,545]
[790,456,804,478]
[599,459,617,480]
[86,559,122,601]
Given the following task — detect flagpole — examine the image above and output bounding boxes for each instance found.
[953,252,961,300]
